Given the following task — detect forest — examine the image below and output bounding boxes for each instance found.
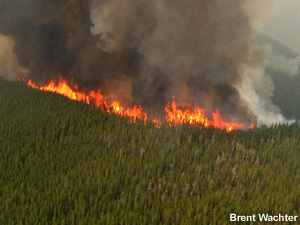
[1,78,300,224]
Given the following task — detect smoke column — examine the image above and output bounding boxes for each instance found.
[0,34,28,80]
[0,0,289,126]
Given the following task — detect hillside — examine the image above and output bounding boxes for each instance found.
[255,32,299,58]
[255,32,300,120]
[1,79,300,224]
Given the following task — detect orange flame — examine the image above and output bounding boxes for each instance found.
[18,76,148,124]
[249,120,255,130]
[18,76,253,132]
[165,99,245,132]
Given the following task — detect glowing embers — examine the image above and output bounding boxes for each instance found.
[18,76,253,132]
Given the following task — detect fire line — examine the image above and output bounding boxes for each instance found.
[18,76,254,132]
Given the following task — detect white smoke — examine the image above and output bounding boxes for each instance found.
[239,0,298,125]
[269,52,300,77]
[236,1,294,125]
[236,65,288,126]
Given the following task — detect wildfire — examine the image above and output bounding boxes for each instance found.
[18,76,148,124]
[18,76,254,132]
[165,99,245,132]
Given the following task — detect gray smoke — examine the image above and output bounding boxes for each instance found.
[0,0,290,125]
[268,50,300,77]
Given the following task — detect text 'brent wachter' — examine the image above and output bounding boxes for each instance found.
[230,214,298,222]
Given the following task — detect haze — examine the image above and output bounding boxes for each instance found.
[263,0,300,54]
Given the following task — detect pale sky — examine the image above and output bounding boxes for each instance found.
[262,0,300,54]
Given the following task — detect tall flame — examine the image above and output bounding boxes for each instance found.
[18,76,254,132]
[18,76,148,124]
[165,99,245,132]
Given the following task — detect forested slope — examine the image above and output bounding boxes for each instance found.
[1,79,300,224]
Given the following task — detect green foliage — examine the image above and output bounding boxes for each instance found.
[1,79,300,224]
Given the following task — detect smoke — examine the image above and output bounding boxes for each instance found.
[0,35,28,80]
[270,55,300,77]
[267,47,300,77]
[0,0,290,126]
[239,0,275,29]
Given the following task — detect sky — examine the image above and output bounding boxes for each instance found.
[262,0,300,54]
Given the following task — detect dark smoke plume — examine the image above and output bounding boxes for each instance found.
[0,0,289,125]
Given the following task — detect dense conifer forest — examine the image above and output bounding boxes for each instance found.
[1,79,300,224]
